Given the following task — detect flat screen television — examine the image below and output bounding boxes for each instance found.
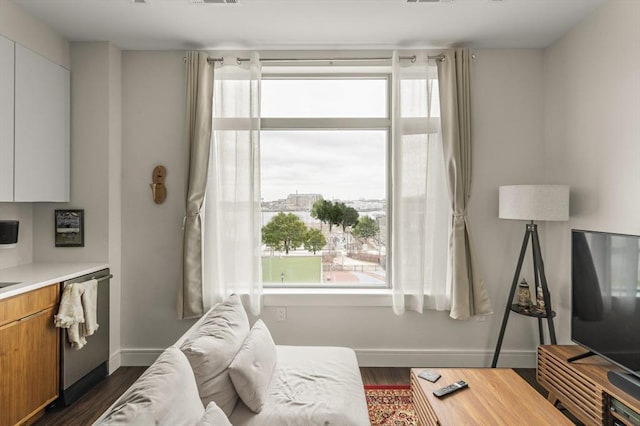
[571,229,640,400]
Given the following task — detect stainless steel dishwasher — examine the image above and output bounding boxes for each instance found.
[59,268,110,405]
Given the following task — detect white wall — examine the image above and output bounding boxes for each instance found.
[470,49,551,354]
[543,0,640,343]
[34,43,112,263]
[120,51,195,363]
[119,49,547,367]
[107,43,123,372]
[32,41,124,371]
[6,0,631,369]
[0,0,69,270]
[0,5,125,368]
[0,0,69,68]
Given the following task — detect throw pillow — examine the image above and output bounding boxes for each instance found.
[180,294,250,416]
[197,401,233,426]
[97,346,204,425]
[228,319,277,413]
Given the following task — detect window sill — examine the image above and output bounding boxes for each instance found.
[262,288,393,307]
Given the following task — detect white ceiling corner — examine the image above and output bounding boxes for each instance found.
[11,0,607,51]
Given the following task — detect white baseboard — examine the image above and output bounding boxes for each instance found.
[355,348,537,368]
[116,347,537,369]
[108,351,122,374]
[120,348,165,366]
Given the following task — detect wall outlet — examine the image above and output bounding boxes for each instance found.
[276,307,287,322]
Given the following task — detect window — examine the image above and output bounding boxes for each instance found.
[207,54,448,309]
[260,73,390,288]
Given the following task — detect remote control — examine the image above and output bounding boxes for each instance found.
[418,369,441,383]
[433,380,469,398]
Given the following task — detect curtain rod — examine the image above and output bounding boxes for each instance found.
[201,54,446,65]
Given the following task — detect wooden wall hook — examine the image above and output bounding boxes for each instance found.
[150,165,167,204]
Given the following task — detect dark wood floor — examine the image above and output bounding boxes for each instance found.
[34,367,146,426]
[35,367,578,425]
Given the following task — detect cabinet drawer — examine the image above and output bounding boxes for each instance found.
[0,284,59,327]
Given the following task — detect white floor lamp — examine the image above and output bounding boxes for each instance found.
[491,184,570,368]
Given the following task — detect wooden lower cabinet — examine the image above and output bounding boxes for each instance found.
[0,285,59,426]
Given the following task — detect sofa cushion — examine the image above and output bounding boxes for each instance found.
[97,346,204,425]
[228,346,370,426]
[180,294,250,416]
[197,401,232,426]
[229,319,277,413]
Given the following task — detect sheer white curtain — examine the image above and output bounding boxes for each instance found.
[391,51,451,314]
[203,53,263,315]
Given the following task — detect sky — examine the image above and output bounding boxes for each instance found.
[260,78,387,202]
[261,130,386,201]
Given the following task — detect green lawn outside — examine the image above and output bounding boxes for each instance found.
[262,255,321,283]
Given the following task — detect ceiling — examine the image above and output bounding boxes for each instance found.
[12,0,607,51]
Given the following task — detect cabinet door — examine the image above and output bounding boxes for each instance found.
[0,306,59,425]
[14,44,70,202]
[0,35,13,202]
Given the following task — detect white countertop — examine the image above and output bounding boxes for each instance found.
[0,262,110,300]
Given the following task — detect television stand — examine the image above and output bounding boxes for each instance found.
[567,350,597,363]
[537,345,640,425]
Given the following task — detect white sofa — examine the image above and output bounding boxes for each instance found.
[94,295,370,425]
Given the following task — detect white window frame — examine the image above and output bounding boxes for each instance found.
[260,70,392,290]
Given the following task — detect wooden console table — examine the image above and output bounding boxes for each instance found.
[410,368,571,425]
[537,345,640,426]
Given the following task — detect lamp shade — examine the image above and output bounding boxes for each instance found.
[499,185,569,222]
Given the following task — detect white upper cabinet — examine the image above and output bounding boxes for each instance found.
[14,44,70,202]
[0,36,14,202]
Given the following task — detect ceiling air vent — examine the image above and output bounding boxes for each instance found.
[191,0,238,4]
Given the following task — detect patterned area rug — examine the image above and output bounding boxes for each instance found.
[365,385,417,426]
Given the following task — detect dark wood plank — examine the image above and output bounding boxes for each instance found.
[34,367,146,426]
[514,367,548,395]
[36,366,570,424]
[360,367,410,385]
